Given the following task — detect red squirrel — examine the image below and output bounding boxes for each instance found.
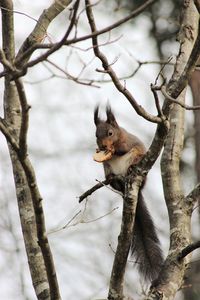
[94,105,163,281]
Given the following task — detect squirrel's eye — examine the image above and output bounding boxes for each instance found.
[108,130,113,136]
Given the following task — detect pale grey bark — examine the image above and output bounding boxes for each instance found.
[146,1,200,299]
[0,0,73,299]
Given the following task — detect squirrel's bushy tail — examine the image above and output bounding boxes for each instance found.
[131,191,164,281]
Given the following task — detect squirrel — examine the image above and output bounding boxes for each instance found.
[94,105,164,282]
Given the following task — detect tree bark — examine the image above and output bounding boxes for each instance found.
[0,0,72,298]
[183,57,200,300]
[1,1,52,298]
[146,1,199,299]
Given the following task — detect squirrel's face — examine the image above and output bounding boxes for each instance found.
[95,122,119,153]
[94,105,120,153]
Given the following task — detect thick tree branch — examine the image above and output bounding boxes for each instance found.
[164,24,200,115]
[108,176,142,300]
[0,118,19,152]
[1,1,52,299]
[0,51,29,157]
[0,0,15,62]
[1,1,65,298]
[19,155,61,300]
[0,116,61,299]
[147,2,200,300]
[14,78,30,157]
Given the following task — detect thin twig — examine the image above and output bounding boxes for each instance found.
[154,56,173,85]
[49,206,118,234]
[46,59,100,88]
[0,6,41,24]
[83,206,119,224]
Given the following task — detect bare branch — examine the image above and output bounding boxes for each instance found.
[0,118,19,152]
[178,241,200,261]
[165,28,200,108]
[46,58,100,88]
[85,0,162,124]
[186,183,200,207]
[151,84,164,117]
[79,176,123,203]
[0,48,14,70]
[161,85,200,110]
[83,206,119,224]
[0,117,61,299]
[79,179,110,202]
[19,155,61,299]
[108,177,142,300]
[49,206,118,236]
[16,0,73,64]
[15,0,157,74]
[0,5,39,23]
[147,2,200,299]
[15,78,30,157]
[14,0,80,77]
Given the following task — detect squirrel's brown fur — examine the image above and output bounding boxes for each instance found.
[94,105,163,281]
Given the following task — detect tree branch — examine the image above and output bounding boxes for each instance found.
[85,0,162,124]
[15,0,73,65]
[14,78,30,157]
[19,155,61,300]
[15,0,157,67]
[161,85,200,110]
[151,83,164,117]
[79,179,110,202]
[1,1,64,298]
[147,2,200,299]
[186,183,200,207]
[0,118,19,152]
[108,176,141,300]
[178,241,200,261]
[12,0,80,79]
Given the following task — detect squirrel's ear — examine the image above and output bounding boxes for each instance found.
[94,105,100,126]
[106,105,118,127]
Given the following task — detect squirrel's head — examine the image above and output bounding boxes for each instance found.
[94,105,120,153]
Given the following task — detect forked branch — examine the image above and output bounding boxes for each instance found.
[85,0,162,124]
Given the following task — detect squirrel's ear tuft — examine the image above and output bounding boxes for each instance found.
[106,105,118,126]
[94,105,100,126]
